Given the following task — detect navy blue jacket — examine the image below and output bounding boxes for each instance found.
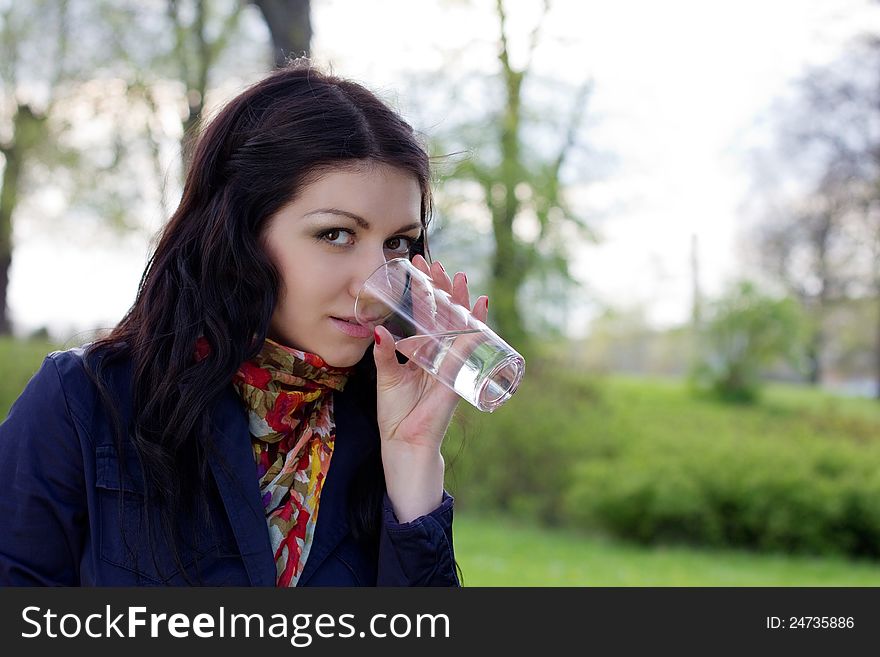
[0,347,459,586]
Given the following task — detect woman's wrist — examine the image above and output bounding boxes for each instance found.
[381,444,445,524]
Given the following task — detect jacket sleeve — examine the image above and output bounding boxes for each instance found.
[0,355,88,585]
[376,490,460,586]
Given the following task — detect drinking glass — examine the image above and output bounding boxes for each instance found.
[354,257,525,412]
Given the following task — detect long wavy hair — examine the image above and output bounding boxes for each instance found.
[84,60,434,583]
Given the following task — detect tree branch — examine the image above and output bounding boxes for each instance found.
[195,0,210,99]
[552,79,592,180]
[495,0,512,75]
[0,3,19,93]
[209,0,244,65]
[166,0,191,88]
[46,0,70,109]
[524,0,551,73]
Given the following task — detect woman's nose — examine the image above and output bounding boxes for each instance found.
[348,250,390,300]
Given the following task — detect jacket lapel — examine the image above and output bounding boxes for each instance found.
[208,388,276,586]
[296,380,379,585]
[207,374,379,587]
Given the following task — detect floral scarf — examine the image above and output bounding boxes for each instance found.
[230,338,352,587]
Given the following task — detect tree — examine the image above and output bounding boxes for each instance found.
[251,0,311,68]
[436,0,594,353]
[0,0,271,336]
[750,36,880,397]
[690,281,808,403]
[96,1,263,174]
[154,0,248,169]
[0,0,74,334]
[123,0,311,173]
[754,173,858,385]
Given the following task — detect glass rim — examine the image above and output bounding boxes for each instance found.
[354,257,424,327]
[365,256,412,278]
[476,352,525,411]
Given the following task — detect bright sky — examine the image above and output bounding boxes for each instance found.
[8,0,880,342]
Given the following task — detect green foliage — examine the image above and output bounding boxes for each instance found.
[564,438,880,558]
[690,281,808,402]
[443,360,609,524]
[424,3,595,348]
[0,337,59,419]
[444,357,880,561]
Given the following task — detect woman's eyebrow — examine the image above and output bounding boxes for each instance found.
[304,208,421,233]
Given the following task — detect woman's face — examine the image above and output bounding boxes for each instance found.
[262,162,423,367]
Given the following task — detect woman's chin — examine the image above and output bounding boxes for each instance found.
[321,343,373,369]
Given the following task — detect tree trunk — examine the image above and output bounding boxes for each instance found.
[0,104,45,335]
[252,0,312,67]
[489,201,529,349]
[176,0,212,174]
[0,249,11,335]
[0,149,18,334]
[805,338,822,385]
[805,299,825,386]
[488,7,530,351]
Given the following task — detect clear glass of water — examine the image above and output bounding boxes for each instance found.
[354,257,525,412]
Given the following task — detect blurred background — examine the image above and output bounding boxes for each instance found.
[2,0,880,585]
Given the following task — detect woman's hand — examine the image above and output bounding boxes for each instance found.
[372,254,489,522]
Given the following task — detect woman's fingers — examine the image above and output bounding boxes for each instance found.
[412,254,431,276]
[473,295,489,323]
[411,254,481,320]
[373,325,407,388]
[452,271,470,309]
[430,260,453,295]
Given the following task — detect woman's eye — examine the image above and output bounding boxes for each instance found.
[385,237,413,254]
[322,229,353,246]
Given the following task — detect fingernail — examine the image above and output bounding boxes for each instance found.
[463,273,468,284]
[485,297,489,310]
[374,329,381,346]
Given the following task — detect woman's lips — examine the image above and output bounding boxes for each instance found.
[330,317,373,339]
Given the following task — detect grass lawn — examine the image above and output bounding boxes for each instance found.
[595,373,880,445]
[454,512,880,586]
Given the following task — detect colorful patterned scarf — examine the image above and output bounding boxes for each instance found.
[230,338,352,587]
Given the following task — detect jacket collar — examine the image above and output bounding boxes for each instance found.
[208,373,379,587]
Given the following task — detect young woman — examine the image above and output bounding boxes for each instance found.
[0,61,487,586]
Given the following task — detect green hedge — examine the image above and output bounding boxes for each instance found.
[444,365,880,559]
[444,364,609,524]
[563,439,880,557]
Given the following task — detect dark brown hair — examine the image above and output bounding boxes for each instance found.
[84,60,433,583]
